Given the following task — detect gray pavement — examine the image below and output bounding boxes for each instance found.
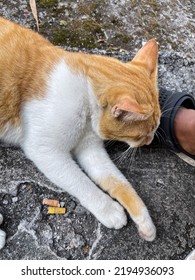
[0,0,195,260]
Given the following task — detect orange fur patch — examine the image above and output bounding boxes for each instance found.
[0,17,65,129]
[99,176,145,218]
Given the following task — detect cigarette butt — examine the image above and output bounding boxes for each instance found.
[43,198,60,207]
[47,207,66,214]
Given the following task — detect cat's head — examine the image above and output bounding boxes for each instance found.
[96,39,161,148]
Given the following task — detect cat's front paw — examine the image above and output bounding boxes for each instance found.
[0,213,6,250]
[0,229,6,250]
[138,222,156,242]
[96,198,127,229]
[136,210,156,242]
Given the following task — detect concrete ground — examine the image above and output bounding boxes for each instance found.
[0,0,194,259]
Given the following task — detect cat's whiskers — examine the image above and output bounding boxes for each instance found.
[160,94,185,117]
[154,130,163,143]
[112,144,137,171]
[161,105,180,116]
[156,126,168,143]
[104,139,116,148]
[112,145,132,166]
[157,103,181,143]
[127,147,137,170]
[160,93,177,112]
[161,104,174,114]
[112,150,126,165]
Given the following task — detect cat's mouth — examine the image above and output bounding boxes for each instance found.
[144,134,154,145]
[126,133,154,148]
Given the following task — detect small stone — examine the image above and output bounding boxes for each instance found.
[12,197,18,203]
[156,179,165,186]
[2,200,8,205]
[59,20,67,26]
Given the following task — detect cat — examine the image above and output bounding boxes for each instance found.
[0,16,160,249]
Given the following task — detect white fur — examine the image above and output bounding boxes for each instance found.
[134,208,156,241]
[0,60,155,239]
[0,213,6,250]
[0,122,23,144]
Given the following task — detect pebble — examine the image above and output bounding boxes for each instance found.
[12,197,18,203]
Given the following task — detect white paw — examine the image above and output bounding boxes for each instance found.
[0,229,6,250]
[185,249,195,260]
[135,210,156,242]
[95,198,127,229]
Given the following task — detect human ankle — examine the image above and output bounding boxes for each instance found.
[174,107,195,155]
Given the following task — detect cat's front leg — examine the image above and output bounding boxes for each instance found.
[74,135,156,241]
[23,143,126,229]
[99,176,156,241]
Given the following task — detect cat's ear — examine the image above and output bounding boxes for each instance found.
[131,39,158,81]
[111,97,149,121]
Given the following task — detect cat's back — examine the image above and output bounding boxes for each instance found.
[0,17,65,143]
[0,16,13,36]
[0,16,50,45]
[0,16,61,67]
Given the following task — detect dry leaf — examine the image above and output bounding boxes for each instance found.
[29,0,39,31]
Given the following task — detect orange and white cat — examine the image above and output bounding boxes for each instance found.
[0,16,160,249]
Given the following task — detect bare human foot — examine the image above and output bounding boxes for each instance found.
[174,107,195,156]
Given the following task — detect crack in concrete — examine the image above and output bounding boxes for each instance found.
[87,223,103,260]
[8,207,41,245]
